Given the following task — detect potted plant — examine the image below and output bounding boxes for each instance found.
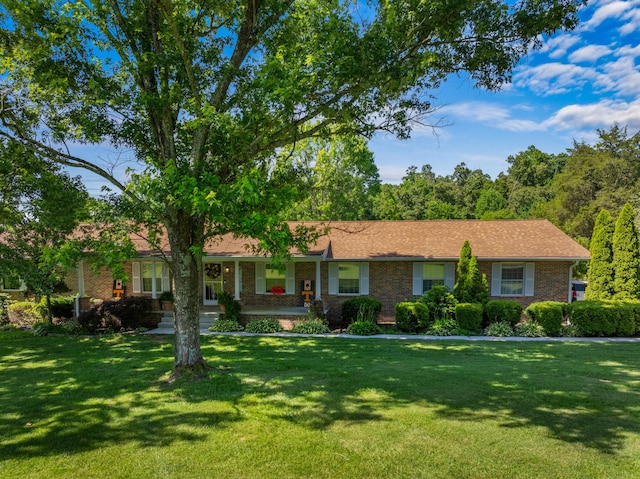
[217,291,233,312]
[159,291,174,311]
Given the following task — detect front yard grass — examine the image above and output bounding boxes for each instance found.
[1,331,639,478]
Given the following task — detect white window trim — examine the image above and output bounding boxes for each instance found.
[0,274,25,292]
[132,260,169,298]
[491,262,535,297]
[328,262,369,296]
[412,262,455,296]
[255,262,295,295]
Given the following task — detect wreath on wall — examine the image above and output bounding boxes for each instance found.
[205,263,221,278]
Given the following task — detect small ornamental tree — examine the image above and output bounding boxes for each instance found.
[586,209,615,300]
[454,241,472,302]
[612,203,640,299]
[454,241,488,303]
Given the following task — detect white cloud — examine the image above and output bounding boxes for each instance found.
[619,4,640,34]
[545,98,640,130]
[568,44,613,62]
[537,33,581,59]
[581,0,633,30]
[442,102,546,132]
[513,63,602,95]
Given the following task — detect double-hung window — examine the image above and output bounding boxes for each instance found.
[255,263,295,294]
[412,263,455,296]
[132,261,170,297]
[491,263,534,297]
[328,263,369,296]
[142,262,163,293]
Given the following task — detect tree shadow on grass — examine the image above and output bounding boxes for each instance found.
[1,333,639,462]
[0,333,241,461]
[193,336,640,455]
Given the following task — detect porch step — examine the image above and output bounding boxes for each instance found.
[156,311,221,330]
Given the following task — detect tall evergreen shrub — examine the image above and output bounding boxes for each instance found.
[586,209,615,300]
[454,240,472,302]
[612,203,640,299]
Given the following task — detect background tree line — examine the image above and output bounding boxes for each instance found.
[285,124,640,248]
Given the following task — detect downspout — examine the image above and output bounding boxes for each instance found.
[568,260,580,303]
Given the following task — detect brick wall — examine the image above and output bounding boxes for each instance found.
[238,261,317,308]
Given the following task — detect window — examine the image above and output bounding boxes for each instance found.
[142,262,163,293]
[500,264,524,295]
[338,263,360,294]
[423,263,445,291]
[255,263,294,294]
[412,262,455,296]
[328,263,369,296]
[132,261,170,296]
[491,263,534,297]
[265,265,286,293]
[0,273,21,291]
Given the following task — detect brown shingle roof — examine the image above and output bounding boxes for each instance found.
[197,220,590,261]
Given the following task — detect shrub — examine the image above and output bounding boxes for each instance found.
[426,318,459,336]
[244,319,283,333]
[483,300,522,326]
[515,320,546,337]
[159,291,174,302]
[36,295,75,320]
[561,323,583,337]
[395,301,429,333]
[77,297,159,334]
[419,285,457,322]
[222,298,242,321]
[346,320,382,336]
[0,293,14,323]
[209,319,244,332]
[341,297,382,324]
[568,300,638,337]
[7,301,39,327]
[525,301,565,337]
[484,321,514,337]
[455,303,483,333]
[291,320,331,335]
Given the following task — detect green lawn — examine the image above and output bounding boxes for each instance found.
[1,332,639,479]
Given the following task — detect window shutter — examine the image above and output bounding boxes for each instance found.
[412,263,423,296]
[359,262,369,295]
[285,263,295,294]
[132,261,141,294]
[525,263,535,297]
[161,263,170,292]
[255,263,266,294]
[328,263,339,295]
[444,263,455,291]
[491,263,501,297]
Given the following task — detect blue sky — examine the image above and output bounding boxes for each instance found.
[371,0,640,183]
[75,0,640,195]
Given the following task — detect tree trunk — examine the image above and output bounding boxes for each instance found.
[165,212,210,377]
[46,294,53,323]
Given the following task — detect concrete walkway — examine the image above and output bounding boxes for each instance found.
[145,327,640,342]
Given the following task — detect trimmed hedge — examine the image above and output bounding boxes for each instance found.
[455,303,483,333]
[341,297,382,324]
[569,300,639,337]
[7,301,39,326]
[395,301,429,333]
[525,301,566,337]
[36,296,75,320]
[483,300,523,326]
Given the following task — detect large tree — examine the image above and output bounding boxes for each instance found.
[0,0,584,375]
[0,142,88,320]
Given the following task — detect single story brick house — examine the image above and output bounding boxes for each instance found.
[56,219,590,322]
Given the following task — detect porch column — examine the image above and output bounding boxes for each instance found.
[234,260,241,300]
[315,259,322,300]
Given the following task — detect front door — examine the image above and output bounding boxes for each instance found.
[203,263,224,305]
